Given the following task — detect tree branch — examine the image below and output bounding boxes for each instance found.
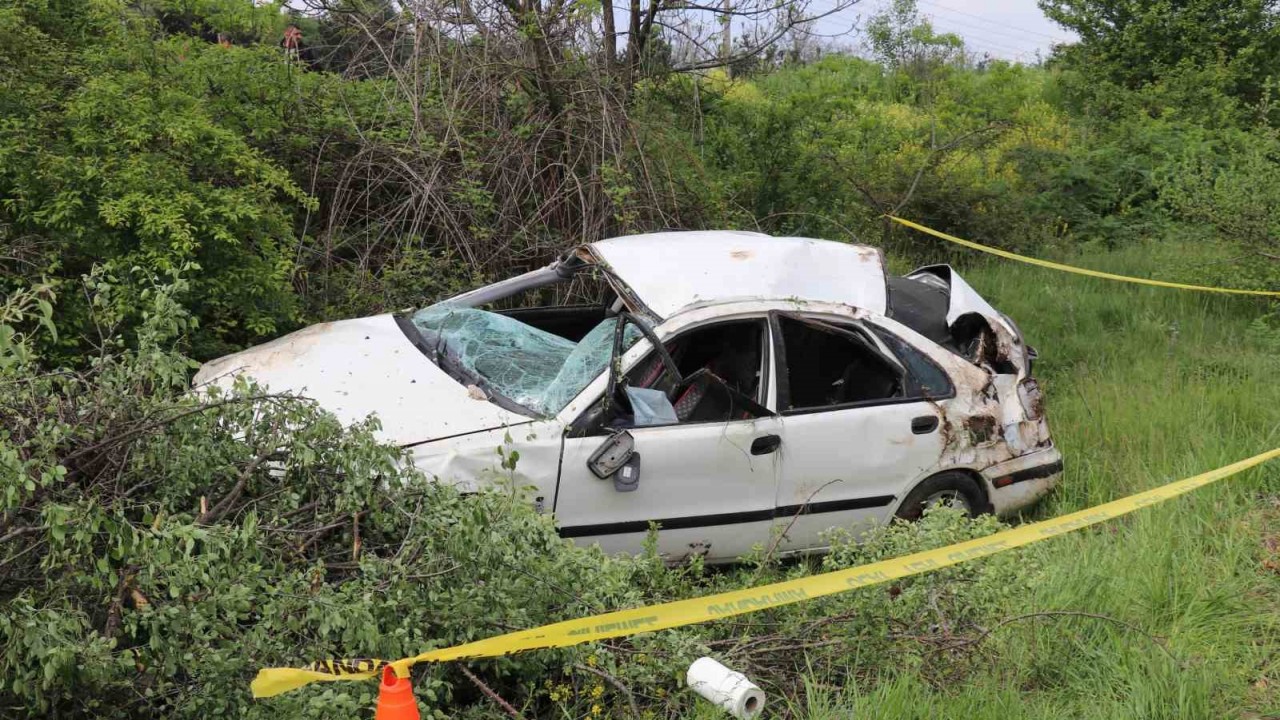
[459,665,524,719]
[196,446,277,525]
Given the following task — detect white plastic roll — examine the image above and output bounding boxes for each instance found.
[686,657,765,719]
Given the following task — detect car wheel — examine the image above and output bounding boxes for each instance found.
[895,471,988,522]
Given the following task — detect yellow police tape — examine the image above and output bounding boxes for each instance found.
[252,447,1280,698]
[887,215,1280,297]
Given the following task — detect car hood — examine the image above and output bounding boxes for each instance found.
[191,314,526,446]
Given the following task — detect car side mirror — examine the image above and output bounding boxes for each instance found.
[587,430,642,492]
[588,430,635,479]
[612,453,641,493]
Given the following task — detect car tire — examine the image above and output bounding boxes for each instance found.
[894,471,989,522]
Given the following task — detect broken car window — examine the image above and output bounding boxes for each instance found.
[627,321,765,402]
[411,305,639,416]
[589,320,770,429]
[778,316,902,410]
[486,266,620,343]
[869,326,955,399]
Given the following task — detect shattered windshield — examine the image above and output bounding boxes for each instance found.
[410,305,641,416]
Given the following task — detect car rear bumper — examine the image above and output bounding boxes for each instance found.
[980,446,1063,516]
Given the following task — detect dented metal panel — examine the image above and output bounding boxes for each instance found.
[906,264,1032,374]
[975,447,1062,515]
[191,315,524,447]
[585,232,888,320]
[410,422,563,503]
[865,313,1060,519]
[908,264,1001,326]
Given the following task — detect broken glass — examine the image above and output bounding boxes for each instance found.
[411,305,639,416]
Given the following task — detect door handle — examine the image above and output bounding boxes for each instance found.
[911,416,939,434]
[750,434,782,455]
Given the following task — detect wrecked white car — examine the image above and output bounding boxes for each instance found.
[194,231,1061,561]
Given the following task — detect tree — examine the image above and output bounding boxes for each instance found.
[1039,0,1280,101]
[866,0,963,74]
[0,1,310,359]
[618,0,859,78]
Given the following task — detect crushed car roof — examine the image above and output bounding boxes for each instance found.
[584,231,888,319]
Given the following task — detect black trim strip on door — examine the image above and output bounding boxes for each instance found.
[557,494,895,538]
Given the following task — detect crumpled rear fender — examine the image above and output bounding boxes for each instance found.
[873,306,1054,487]
[908,264,1032,376]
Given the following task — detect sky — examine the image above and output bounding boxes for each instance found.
[281,0,1076,66]
[808,0,1078,63]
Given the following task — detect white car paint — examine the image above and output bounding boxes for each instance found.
[195,232,1063,563]
[410,421,562,501]
[191,314,524,447]
[557,414,785,559]
[909,265,1002,326]
[908,264,1033,373]
[587,231,888,320]
[771,394,945,553]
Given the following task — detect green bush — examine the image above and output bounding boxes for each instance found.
[0,275,641,718]
[14,3,1280,717]
[680,56,1081,255]
[1159,126,1280,247]
[0,2,316,360]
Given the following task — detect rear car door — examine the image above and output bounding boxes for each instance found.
[769,312,953,552]
[554,317,784,562]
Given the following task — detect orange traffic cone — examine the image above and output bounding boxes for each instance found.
[375,665,421,720]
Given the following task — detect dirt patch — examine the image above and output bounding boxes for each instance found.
[1262,496,1280,576]
[965,414,997,444]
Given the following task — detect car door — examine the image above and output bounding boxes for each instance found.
[553,317,784,562]
[769,312,951,553]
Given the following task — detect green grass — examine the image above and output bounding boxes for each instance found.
[797,241,1280,718]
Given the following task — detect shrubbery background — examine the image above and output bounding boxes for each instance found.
[8,0,1280,362]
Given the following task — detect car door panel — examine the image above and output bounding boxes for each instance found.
[773,401,944,552]
[554,316,781,562]
[556,416,784,561]
[768,312,947,553]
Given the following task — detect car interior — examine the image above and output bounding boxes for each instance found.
[614,320,768,426]
[497,304,611,342]
[491,268,620,342]
[592,315,916,428]
[777,315,903,410]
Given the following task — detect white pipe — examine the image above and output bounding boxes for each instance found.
[686,657,765,719]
